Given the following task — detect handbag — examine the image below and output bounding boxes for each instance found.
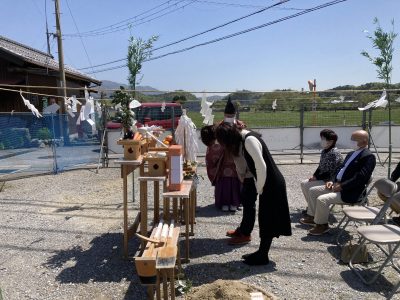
[340,240,368,264]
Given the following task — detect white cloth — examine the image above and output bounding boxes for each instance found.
[336,148,363,181]
[240,130,267,194]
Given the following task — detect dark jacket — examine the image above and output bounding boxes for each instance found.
[391,162,400,182]
[243,132,292,238]
[334,148,376,203]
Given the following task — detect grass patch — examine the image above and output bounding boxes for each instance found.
[187,108,400,128]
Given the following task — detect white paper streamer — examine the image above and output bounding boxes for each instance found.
[358,90,387,110]
[20,91,42,118]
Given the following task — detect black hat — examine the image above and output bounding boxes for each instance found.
[224,97,236,115]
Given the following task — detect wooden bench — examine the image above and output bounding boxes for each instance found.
[135,219,181,300]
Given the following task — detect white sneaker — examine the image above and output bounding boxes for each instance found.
[229,205,237,212]
[222,205,229,212]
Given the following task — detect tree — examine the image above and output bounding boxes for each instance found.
[361,17,397,177]
[111,87,134,136]
[127,35,158,99]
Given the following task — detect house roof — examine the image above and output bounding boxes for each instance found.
[0,35,101,86]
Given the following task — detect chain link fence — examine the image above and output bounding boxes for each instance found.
[0,111,102,180]
[1,92,399,180]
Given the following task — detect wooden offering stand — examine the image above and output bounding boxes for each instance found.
[135,219,181,300]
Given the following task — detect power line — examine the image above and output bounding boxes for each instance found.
[64,0,192,38]
[63,0,173,36]
[86,0,348,74]
[78,0,290,70]
[173,0,304,10]
[65,0,96,78]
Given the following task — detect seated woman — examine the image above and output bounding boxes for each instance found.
[300,129,343,218]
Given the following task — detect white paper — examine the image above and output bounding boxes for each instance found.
[170,169,182,184]
[84,86,89,101]
[20,91,42,118]
[129,99,141,109]
[86,118,95,126]
[358,90,387,110]
[170,155,183,170]
[67,108,75,118]
[83,101,92,120]
[43,103,60,114]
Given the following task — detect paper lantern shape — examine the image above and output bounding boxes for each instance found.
[168,145,183,191]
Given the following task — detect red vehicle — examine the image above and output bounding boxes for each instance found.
[107,102,182,130]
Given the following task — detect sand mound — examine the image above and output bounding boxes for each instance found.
[185,279,277,300]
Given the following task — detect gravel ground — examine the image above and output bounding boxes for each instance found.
[0,159,398,300]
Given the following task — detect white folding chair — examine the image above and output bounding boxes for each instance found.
[349,191,400,299]
[336,178,399,244]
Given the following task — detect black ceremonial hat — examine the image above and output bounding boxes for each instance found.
[224,97,236,114]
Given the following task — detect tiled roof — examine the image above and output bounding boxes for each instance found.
[0,35,101,85]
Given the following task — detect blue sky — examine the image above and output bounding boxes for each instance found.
[1,0,400,92]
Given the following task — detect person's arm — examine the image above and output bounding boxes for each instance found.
[391,162,400,182]
[244,136,266,194]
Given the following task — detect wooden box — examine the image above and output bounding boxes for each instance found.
[140,156,168,177]
[117,139,142,160]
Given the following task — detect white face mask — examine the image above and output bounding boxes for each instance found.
[224,117,236,124]
[320,139,329,149]
[350,140,359,150]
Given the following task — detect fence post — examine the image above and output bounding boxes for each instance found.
[171,106,175,139]
[362,110,367,130]
[368,109,372,149]
[51,113,58,174]
[300,104,304,164]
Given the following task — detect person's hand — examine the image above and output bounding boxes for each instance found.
[325,181,334,190]
[308,176,316,182]
[332,183,342,192]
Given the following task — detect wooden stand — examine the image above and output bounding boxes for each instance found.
[115,158,144,258]
[138,176,167,251]
[135,220,181,300]
[163,180,196,263]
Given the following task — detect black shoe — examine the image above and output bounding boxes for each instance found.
[243,251,269,266]
[241,253,251,260]
[301,208,308,216]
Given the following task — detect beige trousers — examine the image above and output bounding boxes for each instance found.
[300,179,325,216]
[308,186,345,225]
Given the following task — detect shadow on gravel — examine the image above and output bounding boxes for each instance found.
[300,231,336,244]
[340,269,394,298]
[196,204,239,217]
[181,260,277,287]
[183,237,237,259]
[44,232,147,299]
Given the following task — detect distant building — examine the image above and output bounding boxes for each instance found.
[0,35,101,113]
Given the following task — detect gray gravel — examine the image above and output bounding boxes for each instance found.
[0,159,398,300]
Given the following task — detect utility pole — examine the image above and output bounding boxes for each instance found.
[54,0,69,143]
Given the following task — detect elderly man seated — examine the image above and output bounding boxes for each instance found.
[300,130,376,235]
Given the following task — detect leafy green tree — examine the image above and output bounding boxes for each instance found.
[127,35,158,99]
[111,87,134,134]
[361,17,397,177]
[361,18,397,84]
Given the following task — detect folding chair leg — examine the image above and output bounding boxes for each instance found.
[336,217,350,245]
[387,279,400,300]
[350,240,400,285]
